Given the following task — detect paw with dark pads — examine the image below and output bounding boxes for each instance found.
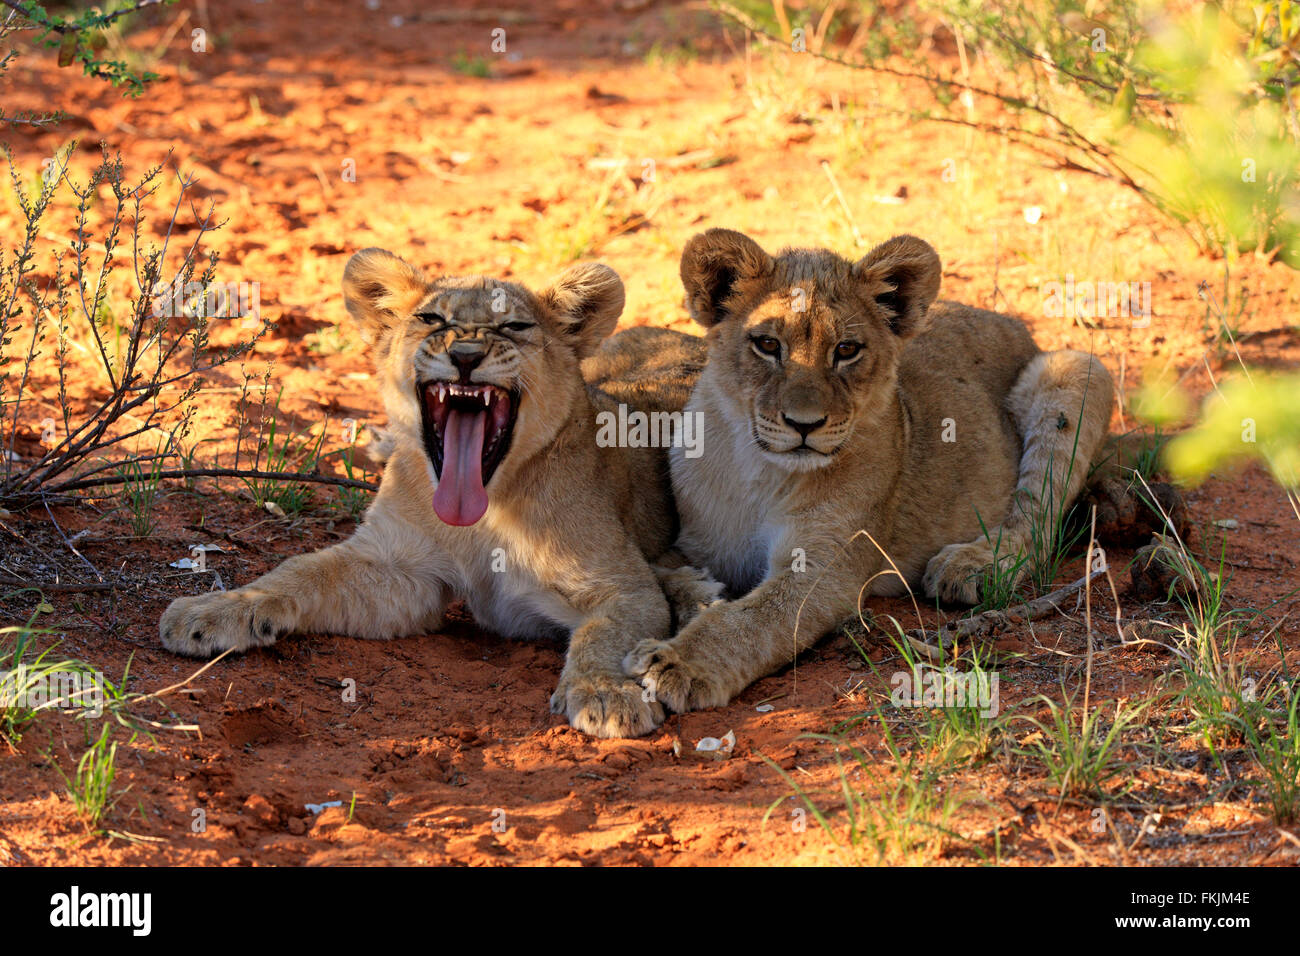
[160,590,296,658]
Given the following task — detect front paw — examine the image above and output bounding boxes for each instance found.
[622,639,729,714]
[923,540,1024,605]
[159,589,297,658]
[655,564,726,627]
[549,671,665,739]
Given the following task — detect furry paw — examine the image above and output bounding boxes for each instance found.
[923,540,1024,605]
[654,564,726,627]
[1082,477,1187,547]
[550,671,665,738]
[1129,533,1200,604]
[622,638,729,714]
[160,590,298,658]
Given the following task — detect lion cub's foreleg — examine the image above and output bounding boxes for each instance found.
[625,553,869,713]
[549,564,673,737]
[924,350,1114,604]
[160,516,451,657]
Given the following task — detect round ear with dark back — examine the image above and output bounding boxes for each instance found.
[679,228,774,327]
[341,248,428,344]
[854,235,942,339]
[537,262,625,359]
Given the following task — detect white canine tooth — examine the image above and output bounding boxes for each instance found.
[483,391,490,406]
[438,386,446,402]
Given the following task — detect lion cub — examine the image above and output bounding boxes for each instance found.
[624,229,1114,712]
[161,249,706,738]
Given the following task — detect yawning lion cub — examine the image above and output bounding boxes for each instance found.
[161,249,706,738]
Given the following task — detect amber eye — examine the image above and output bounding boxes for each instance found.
[751,335,782,357]
[834,341,862,362]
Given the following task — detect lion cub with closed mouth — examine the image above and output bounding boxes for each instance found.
[624,229,1115,713]
[160,249,707,738]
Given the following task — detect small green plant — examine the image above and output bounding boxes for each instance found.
[0,608,105,745]
[510,165,637,268]
[240,387,326,516]
[644,38,699,70]
[1016,690,1148,802]
[970,515,1030,611]
[59,724,123,830]
[831,614,1005,861]
[304,323,357,356]
[764,702,988,864]
[115,449,165,536]
[450,52,492,77]
[919,658,1004,767]
[1152,535,1266,749]
[1128,426,1167,488]
[1199,266,1255,349]
[328,444,372,520]
[1025,485,1088,597]
[1239,685,1300,824]
[867,621,1007,765]
[173,435,220,491]
[1172,620,1259,749]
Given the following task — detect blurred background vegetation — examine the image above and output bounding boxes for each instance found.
[726,0,1300,267]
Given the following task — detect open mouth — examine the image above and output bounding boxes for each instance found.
[418,381,519,526]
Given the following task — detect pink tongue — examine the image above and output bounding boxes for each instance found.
[433,408,489,526]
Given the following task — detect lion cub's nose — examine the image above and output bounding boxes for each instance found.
[448,339,487,376]
[783,413,827,438]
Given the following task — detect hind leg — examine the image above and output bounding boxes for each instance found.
[924,350,1114,604]
[1078,433,1189,545]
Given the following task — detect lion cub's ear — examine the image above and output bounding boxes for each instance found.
[855,235,942,339]
[537,262,625,358]
[679,228,774,327]
[342,248,428,344]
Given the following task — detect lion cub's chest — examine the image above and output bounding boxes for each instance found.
[442,529,585,640]
[670,437,783,597]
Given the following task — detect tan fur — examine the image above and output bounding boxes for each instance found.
[160,249,707,738]
[623,229,1114,712]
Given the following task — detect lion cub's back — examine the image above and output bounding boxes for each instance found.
[581,326,709,558]
[902,301,1039,398]
[582,326,708,415]
[889,302,1041,580]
